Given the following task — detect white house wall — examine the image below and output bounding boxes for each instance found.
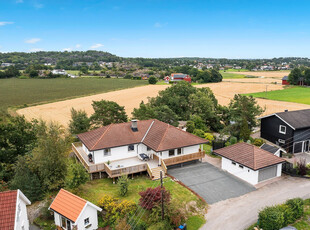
[54,212,61,227]
[92,144,138,164]
[75,204,99,230]
[276,163,282,177]
[160,145,200,159]
[15,196,30,230]
[222,157,259,185]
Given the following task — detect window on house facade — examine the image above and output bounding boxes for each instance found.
[84,217,90,225]
[239,165,244,169]
[232,161,236,165]
[177,148,182,155]
[279,125,286,134]
[128,145,135,151]
[169,149,175,157]
[61,217,66,228]
[104,148,111,156]
[147,146,151,151]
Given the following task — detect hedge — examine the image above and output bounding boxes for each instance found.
[258,198,304,230]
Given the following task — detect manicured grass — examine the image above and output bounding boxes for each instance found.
[75,175,204,205]
[0,78,147,110]
[292,199,310,229]
[220,71,246,79]
[245,87,310,105]
[186,215,206,230]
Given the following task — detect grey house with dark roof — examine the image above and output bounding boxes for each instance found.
[259,109,310,153]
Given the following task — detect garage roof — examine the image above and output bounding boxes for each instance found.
[214,143,285,170]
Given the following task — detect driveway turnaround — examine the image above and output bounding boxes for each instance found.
[202,176,310,230]
[168,162,255,204]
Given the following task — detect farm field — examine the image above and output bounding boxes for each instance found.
[0,78,147,110]
[220,71,246,79]
[246,87,310,105]
[223,77,282,84]
[17,80,310,127]
[229,70,290,78]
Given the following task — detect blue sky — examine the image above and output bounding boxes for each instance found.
[1,0,310,58]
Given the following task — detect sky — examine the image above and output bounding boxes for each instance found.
[1,0,310,58]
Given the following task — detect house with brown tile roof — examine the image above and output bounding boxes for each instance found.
[72,119,207,180]
[0,189,31,230]
[49,189,102,230]
[213,143,286,185]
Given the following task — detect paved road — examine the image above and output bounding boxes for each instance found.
[201,176,310,230]
[168,162,255,204]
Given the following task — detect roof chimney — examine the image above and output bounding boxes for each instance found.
[131,120,138,132]
[284,109,288,112]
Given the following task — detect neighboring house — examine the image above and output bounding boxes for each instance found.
[214,143,285,185]
[282,76,289,85]
[0,189,31,230]
[1,63,15,67]
[72,119,207,180]
[260,143,286,157]
[170,73,191,83]
[260,109,310,153]
[49,189,102,230]
[51,69,67,75]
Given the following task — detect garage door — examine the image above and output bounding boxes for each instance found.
[258,165,277,182]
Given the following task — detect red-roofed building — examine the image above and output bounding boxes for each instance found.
[213,143,285,185]
[0,189,31,230]
[72,119,207,180]
[49,189,102,230]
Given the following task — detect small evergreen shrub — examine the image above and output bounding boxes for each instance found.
[286,198,304,220]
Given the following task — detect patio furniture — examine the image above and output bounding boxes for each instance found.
[139,153,150,161]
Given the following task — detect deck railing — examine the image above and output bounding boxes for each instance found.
[161,159,167,174]
[146,163,153,179]
[163,150,205,166]
[104,163,148,178]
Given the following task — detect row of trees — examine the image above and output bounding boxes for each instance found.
[0,66,21,78]
[288,67,310,85]
[0,114,89,201]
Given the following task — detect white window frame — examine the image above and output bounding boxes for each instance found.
[104,148,111,156]
[279,125,286,134]
[232,161,236,165]
[84,217,90,225]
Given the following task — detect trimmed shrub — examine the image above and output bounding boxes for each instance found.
[148,76,158,84]
[259,205,285,230]
[253,138,265,147]
[286,198,304,220]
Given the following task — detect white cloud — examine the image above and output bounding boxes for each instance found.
[76,44,81,48]
[90,43,104,49]
[63,48,72,52]
[29,48,43,52]
[0,22,14,26]
[25,38,41,44]
[154,22,162,28]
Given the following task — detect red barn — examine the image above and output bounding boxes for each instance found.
[282,76,289,85]
[170,73,191,83]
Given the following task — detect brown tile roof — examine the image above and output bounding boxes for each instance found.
[214,143,285,170]
[49,189,87,222]
[0,190,17,230]
[77,119,208,151]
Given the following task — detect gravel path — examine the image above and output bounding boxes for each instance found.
[201,176,310,230]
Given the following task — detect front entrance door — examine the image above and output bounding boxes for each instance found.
[66,220,71,230]
[304,140,310,153]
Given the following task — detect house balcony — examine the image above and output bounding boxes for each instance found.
[162,150,205,166]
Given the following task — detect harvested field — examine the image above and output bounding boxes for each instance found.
[223,78,282,84]
[17,81,310,127]
[229,71,290,79]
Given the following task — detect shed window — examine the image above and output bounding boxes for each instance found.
[239,165,244,169]
[279,125,286,134]
[147,146,151,151]
[84,217,90,225]
[128,145,135,151]
[232,162,236,165]
[169,149,175,157]
[104,148,111,156]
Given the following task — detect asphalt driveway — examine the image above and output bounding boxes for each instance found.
[168,162,255,204]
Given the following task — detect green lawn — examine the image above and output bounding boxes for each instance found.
[245,87,310,105]
[292,199,310,229]
[0,78,147,110]
[220,71,246,79]
[74,175,206,230]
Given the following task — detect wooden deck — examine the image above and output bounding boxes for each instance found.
[72,142,204,178]
[163,150,205,166]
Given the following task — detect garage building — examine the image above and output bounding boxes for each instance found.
[214,143,286,185]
